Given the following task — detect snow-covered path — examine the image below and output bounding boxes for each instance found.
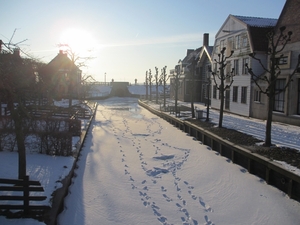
[58,97,300,225]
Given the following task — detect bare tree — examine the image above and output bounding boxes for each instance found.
[212,47,234,128]
[172,65,182,116]
[246,26,300,147]
[154,67,160,104]
[148,69,153,101]
[160,66,169,108]
[0,40,43,179]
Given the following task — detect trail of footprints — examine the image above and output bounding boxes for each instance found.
[110,112,214,225]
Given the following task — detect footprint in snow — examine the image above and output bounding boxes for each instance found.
[162,194,172,202]
[161,186,167,192]
[204,215,214,225]
[199,197,213,212]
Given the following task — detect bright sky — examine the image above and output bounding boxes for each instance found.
[1,0,285,83]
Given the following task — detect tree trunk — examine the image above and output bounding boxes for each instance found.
[219,81,225,128]
[156,85,158,104]
[12,109,26,179]
[265,93,274,147]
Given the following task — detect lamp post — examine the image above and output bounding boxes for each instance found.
[206,73,211,122]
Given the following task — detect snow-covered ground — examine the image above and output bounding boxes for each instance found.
[56,97,300,225]
[1,86,300,224]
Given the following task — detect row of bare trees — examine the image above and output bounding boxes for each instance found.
[144,66,169,106]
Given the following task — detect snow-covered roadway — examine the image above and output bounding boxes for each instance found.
[58,97,300,225]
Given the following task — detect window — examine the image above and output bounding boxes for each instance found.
[241,86,247,104]
[227,37,234,53]
[254,89,261,102]
[242,36,248,47]
[220,39,225,50]
[242,58,249,74]
[213,63,217,74]
[277,56,288,65]
[235,35,240,49]
[226,61,232,77]
[233,86,238,102]
[274,79,285,112]
[275,52,291,69]
[213,85,217,99]
[234,59,239,75]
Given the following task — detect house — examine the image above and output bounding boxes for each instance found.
[170,33,213,103]
[251,0,300,126]
[41,50,82,100]
[210,15,277,117]
[197,33,214,104]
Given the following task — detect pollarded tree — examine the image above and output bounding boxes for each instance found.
[212,47,234,128]
[154,67,160,104]
[246,26,300,147]
[172,65,182,116]
[148,69,153,101]
[160,66,169,108]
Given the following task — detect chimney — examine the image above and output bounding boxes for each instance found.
[13,48,20,56]
[187,49,194,56]
[59,50,64,54]
[203,33,209,46]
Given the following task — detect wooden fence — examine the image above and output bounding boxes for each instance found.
[0,176,50,216]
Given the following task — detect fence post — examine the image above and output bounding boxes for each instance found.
[23,175,29,215]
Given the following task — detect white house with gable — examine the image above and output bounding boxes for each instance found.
[210,14,277,117]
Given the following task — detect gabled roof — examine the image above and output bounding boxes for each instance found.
[215,14,278,53]
[182,47,202,64]
[233,15,277,28]
[47,50,80,72]
[198,46,213,65]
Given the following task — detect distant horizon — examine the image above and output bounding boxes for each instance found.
[1,0,286,83]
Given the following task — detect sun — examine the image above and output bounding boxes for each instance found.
[59,28,97,55]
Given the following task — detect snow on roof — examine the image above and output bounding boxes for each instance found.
[233,15,277,27]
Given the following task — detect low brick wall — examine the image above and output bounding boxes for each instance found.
[139,100,300,202]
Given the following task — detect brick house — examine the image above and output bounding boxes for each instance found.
[250,0,300,126]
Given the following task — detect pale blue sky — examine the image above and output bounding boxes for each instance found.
[1,0,285,83]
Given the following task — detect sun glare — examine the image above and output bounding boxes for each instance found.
[60,28,97,55]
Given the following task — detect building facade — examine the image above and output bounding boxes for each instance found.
[210,15,277,117]
[251,0,300,125]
